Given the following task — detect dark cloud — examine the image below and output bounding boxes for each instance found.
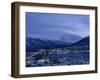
[26,12,89,40]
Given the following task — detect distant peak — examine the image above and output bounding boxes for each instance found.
[60,33,82,43]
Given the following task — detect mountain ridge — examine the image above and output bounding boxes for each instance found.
[26,37,72,52]
[26,36,89,53]
[72,36,89,46]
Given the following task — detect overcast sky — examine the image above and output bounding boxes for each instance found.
[26,12,89,40]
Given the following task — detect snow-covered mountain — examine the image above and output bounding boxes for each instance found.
[60,33,82,43]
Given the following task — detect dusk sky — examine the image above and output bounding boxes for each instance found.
[26,12,89,40]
